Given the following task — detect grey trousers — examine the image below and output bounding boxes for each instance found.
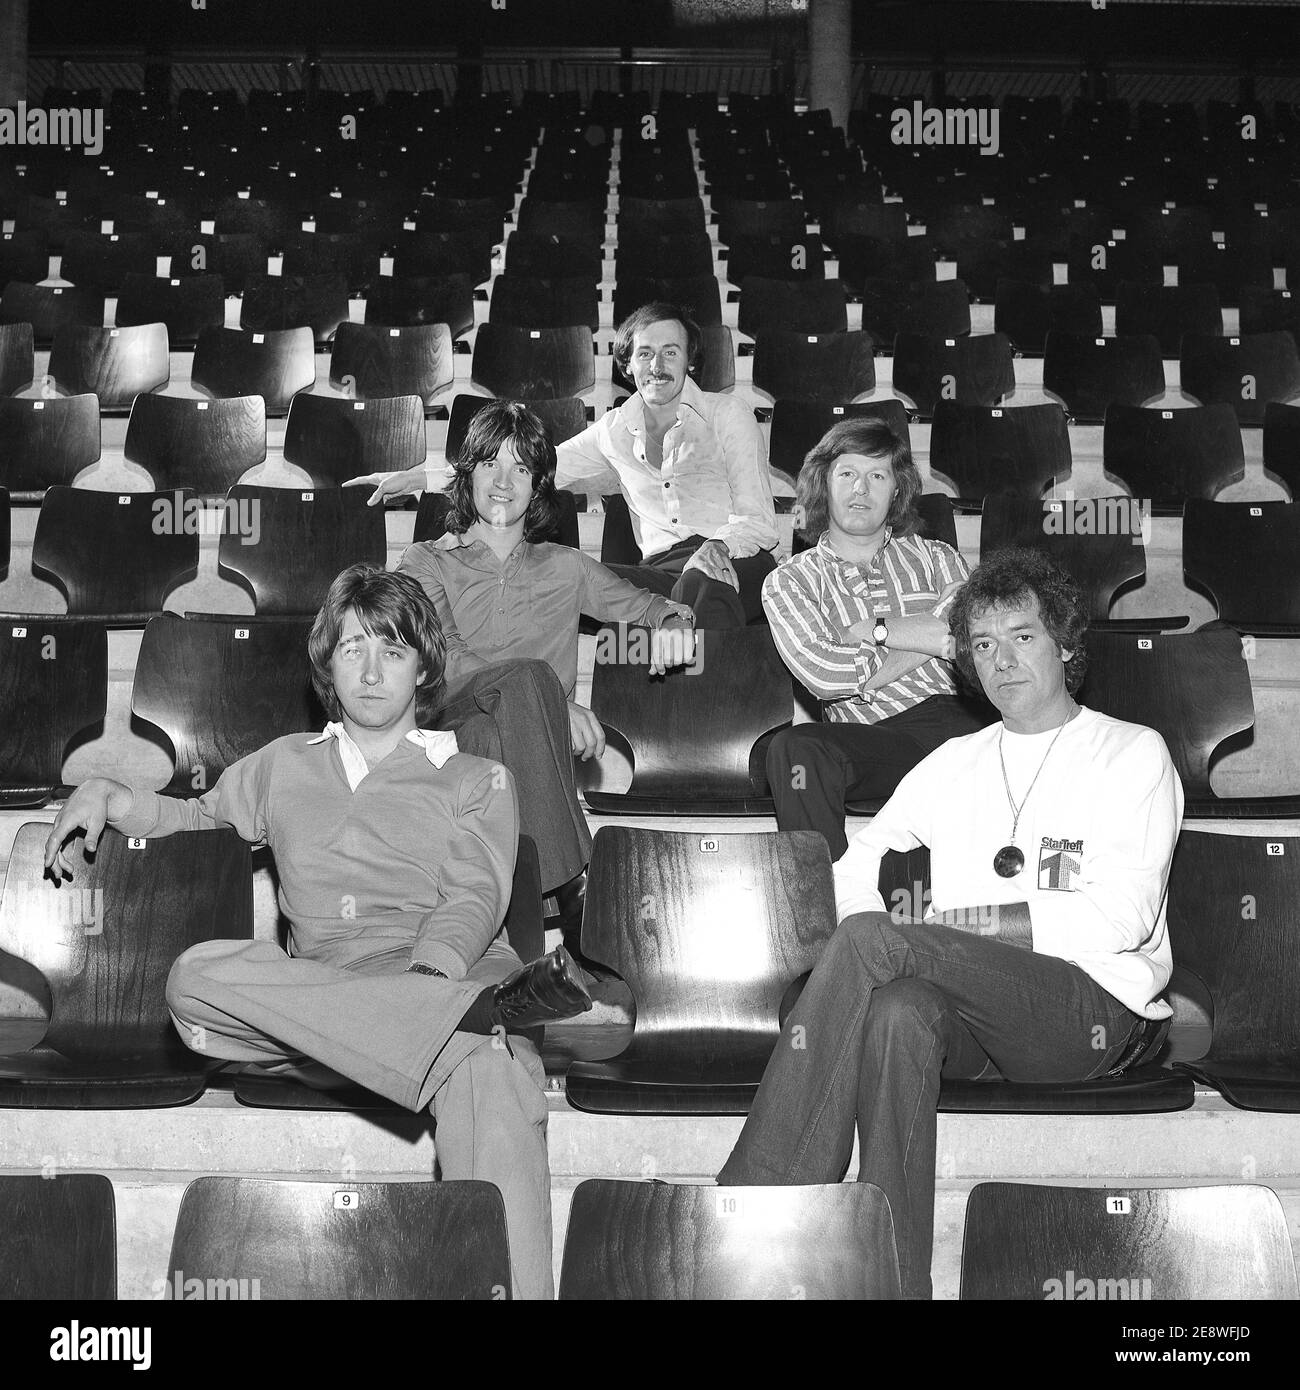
[165,936,555,1300]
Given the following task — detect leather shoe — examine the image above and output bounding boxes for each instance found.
[554,870,587,932]
[491,946,593,1029]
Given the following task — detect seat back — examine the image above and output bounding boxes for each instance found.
[890,332,1016,418]
[559,1180,900,1300]
[282,393,426,487]
[768,397,912,482]
[738,278,848,336]
[0,320,35,394]
[124,393,266,493]
[48,323,170,410]
[751,330,876,402]
[1114,281,1223,356]
[32,487,200,619]
[489,275,600,331]
[579,826,838,1075]
[330,322,454,404]
[1042,332,1165,422]
[241,272,350,342]
[1182,499,1300,632]
[994,280,1103,356]
[590,625,791,800]
[1180,331,1300,426]
[0,283,102,345]
[115,272,226,344]
[979,496,1145,619]
[858,277,971,345]
[470,324,595,399]
[131,613,321,796]
[0,822,252,1063]
[0,1174,116,1299]
[1076,626,1253,801]
[1101,402,1244,508]
[364,273,476,337]
[166,1177,511,1299]
[929,401,1071,501]
[0,394,101,494]
[0,617,106,803]
[960,1181,1298,1299]
[611,274,721,328]
[192,325,315,415]
[1263,401,1300,500]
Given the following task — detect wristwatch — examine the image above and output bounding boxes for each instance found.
[872,617,890,646]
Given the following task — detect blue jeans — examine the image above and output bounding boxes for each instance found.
[717,912,1148,1298]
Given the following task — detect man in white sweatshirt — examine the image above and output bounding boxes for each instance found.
[718,547,1184,1299]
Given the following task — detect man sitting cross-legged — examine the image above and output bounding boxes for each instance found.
[718,548,1184,1299]
[43,564,593,1301]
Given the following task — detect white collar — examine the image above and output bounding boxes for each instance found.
[308,723,459,792]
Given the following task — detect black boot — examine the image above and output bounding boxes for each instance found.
[491,946,592,1030]
[554,871,587,933]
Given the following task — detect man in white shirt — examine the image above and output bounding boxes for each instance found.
[348,302,779,627]
[718,547,1184,1299]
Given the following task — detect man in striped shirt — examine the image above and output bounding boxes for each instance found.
[763,417,990,858]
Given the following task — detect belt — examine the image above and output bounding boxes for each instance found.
[1104,1015,1171,1078]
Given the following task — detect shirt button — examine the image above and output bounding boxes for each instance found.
[663,481,670,489]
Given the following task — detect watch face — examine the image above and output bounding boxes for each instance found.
[873,621,888,643]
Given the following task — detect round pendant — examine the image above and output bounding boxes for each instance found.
[993,845,1025,878]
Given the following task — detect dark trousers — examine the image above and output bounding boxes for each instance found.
[717,912,1149,1298]
[435,658,592,893]
[767,695,990,860]
[608,536,777,627]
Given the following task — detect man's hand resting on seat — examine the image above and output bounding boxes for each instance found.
[44,777,135,881]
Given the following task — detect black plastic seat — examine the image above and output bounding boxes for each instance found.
[830,235,941,295]
[215,484,388,615]
[364,273,476,338]
[611,274,722,328]
[751,330,876,403]
[583,626,791,816]
[282,393,425,487]
[1077,625,1300,819]
[1180,331,1300,426]
[994,280,1103,356]
[558,1180,900,1300]
[1101,402,1245,514]
[442,393,588,463]
[123,393,266,495]
[192,325,315,416]
[1182,499,1300,636]
[470,325,595,400]
[0,283,102,348]
[165,1177,510,1298]
[489,275,600,332]
[32,486,200,624]
[1167,830,1300,1111]
[1066,233,1162,302]
[768,398,912,483]
[858,278,970,347]
[565,827,838,1114]
[738,278,848,337]
[1042,331,1166,423]
[0,321,35,395]
[0,822,252,1107]
[0,394,101,500]
[390,233,497,288]
[114,272,226,348]
[0,617,106,807]
[59,229,157,293]
[928,401,1071,505]
[1113,281,1223,357]
[47,322,170,414]
[0,1175,116,1298]
[329,322,454,406]
[890,332,1016,420]
[0,229,51,286]
[278,230,382,295]
[131,613,321,796]
[960,1181,1297,1299]
[1239,286,1300,339]
[240,272,349,344]
[1263,401,1300,499]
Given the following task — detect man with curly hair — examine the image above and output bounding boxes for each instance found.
[719,547,1184,1299]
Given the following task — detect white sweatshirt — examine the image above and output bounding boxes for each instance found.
[834,705,1185,1019]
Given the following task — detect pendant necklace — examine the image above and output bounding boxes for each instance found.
[993,703,1080,878]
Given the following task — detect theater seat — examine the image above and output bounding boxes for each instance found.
[558,1181,901,1300]
[751,330,876,403]
[1263,400,1300,500]
[0,617,106,807]
[960,1182,1297,1299]
[165,1178,511,1299]
[1180,331,1300,426]
[115,273,225,348]
[282,393,426,487]
[0,394,101,501]
[192,325,315,416]
[890,332,1016,420]
[443,393,588,461]
[0,823,253,1107]
[364,274,476,338]
[124,393,266,495]
[47,322,170,414]
[738,278,848,337]
[582,625,792,816]
[928,401,1071,507]
[564,827,838,1113]
[1042,332,1165,423]
[0,1174,116,1299]
[1168,830,1300,1111]
[330,322,454,406]
[470,324,596,400]
[767,398,912,483]
[0,321,34,395]
[1101,403,1245,514]
[32,487,200,624]
[993,280,1103,357]
[0,283,102,349]
[1182,499,1300,635]
[858,278,972,346]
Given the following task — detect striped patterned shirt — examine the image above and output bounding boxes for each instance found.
[761,530,969,724]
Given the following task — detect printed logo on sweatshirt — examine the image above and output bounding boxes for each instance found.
[1039,836,1083,891]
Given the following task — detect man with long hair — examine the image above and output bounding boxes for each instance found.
[720,549,1183,1299]
[762,416,987,860]
[350,302,778,628]
[44,565,593,1299]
